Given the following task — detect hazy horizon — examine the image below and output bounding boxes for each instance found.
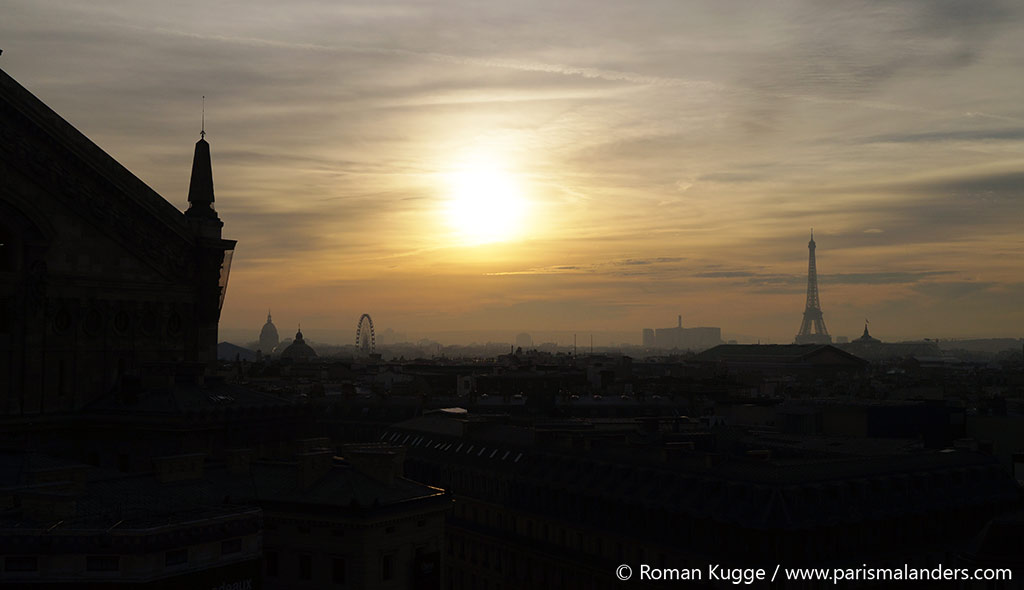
[4,0,1023,344]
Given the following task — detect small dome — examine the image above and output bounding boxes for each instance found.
[853,322,881,344]
[281,326,317,361]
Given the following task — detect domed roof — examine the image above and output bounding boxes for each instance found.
[259,311,279,352]
[853,322,880,344]
[280,327,317,360]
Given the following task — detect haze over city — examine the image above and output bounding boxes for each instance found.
[3,0,1023,344]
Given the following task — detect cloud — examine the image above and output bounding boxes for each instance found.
[484,256,688,277]
[692,269,958,292]
[861,128,1024,144]
[694,271,756,278]
[4,0,1024,341]
[907,170,1024,198]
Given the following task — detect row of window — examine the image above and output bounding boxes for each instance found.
[384,431,524,463]
[48,306,185,338]
[264,552,395,584]
[4,538,245,575]
[451,498,654,567]
[268,518,428,536]
[4,555,117,573]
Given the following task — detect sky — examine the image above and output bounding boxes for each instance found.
[2,0,1023,345]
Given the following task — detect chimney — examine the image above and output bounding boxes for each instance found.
[342,444,406,486]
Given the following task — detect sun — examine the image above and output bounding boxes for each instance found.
[443,160,528,245]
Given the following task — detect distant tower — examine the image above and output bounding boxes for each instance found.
[795,230,832,344]
[183,115,235,366]
[259,311,279,354]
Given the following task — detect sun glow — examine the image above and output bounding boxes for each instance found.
[443,159,529,245]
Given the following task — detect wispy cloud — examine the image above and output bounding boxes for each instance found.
[4,0,1024,340]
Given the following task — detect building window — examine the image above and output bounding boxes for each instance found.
[165,549,187,567]
[5,556,38,572]
[381,554,394,581]
[299,554,312,580]
[298,524,311,534]
[221,538,242,555]
[386,526,396,534]
[86,556,120,572]
[333,557,346,584]
[265,551,278,578]
[417,519,426,527]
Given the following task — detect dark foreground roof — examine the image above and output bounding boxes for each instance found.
[695,344,868,367]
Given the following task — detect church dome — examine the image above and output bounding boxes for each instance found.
[853,322,881,344]
[259,311,279,353]
[280,328,317,361]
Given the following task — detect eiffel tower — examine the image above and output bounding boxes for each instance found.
[795,230,832,344]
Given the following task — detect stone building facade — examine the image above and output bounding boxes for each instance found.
[0,66,235,419]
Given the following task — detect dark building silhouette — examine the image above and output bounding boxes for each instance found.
[387,410,1020,589]
[0,66,234,418]
[0,450,264,588]
[0,68,450,589]
[0,442,449,589]
[643,315,723,351]
[695,343,868,376]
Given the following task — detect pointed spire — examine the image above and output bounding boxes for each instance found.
[186,97,217,219]
[267,309,272,323]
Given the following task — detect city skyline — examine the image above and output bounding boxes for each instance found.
[3,0,1023,343]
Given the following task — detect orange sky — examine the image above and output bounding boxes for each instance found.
[3,0,1023,344]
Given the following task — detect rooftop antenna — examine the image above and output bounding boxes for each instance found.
[200,95,206,139]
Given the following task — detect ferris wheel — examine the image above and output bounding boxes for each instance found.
[356,314,375,353]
